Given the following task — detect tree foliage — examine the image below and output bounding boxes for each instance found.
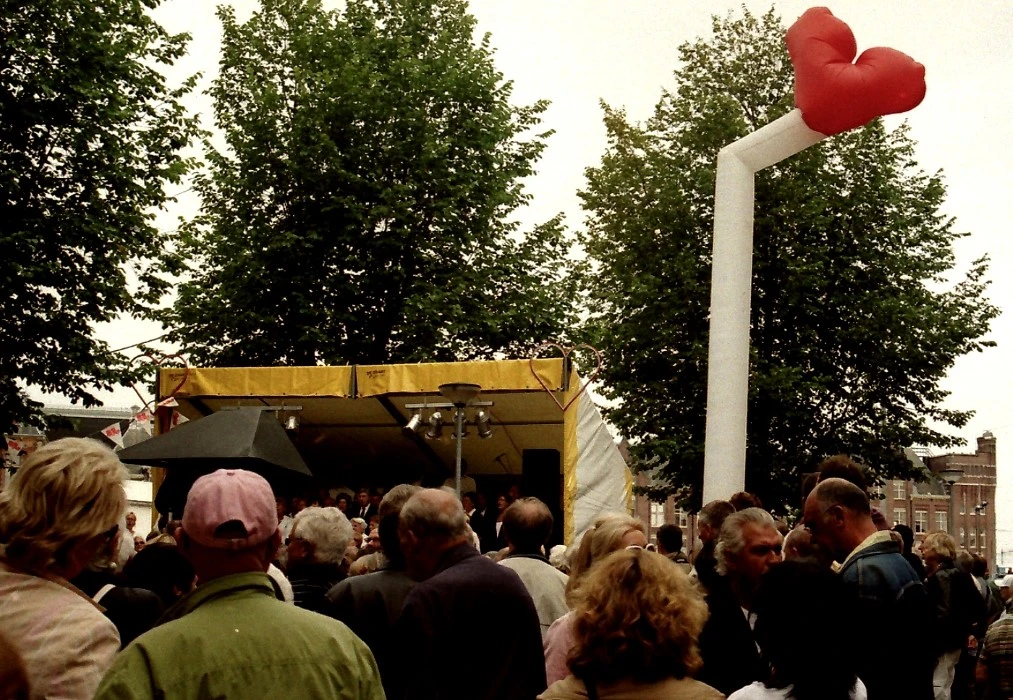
[577,9,998,510]
[0,0,198,430]
[159,0,573,366]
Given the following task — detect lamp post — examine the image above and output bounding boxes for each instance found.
[939,467,963,544]
[403,384,493,499]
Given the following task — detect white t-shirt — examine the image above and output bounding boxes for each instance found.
[728,679,867,700]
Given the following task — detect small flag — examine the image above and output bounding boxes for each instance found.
[102,422,124,449]
[171,411,189,428]
[157,397,179,408]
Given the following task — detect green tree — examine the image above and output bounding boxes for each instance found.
[0,0,198,430]
[578,8,997,510]
[159,0,572,366]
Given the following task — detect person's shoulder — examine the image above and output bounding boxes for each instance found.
[538,675,587,699]
[727,681,786,699]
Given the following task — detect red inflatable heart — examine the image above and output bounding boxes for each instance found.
[786,7,926,136]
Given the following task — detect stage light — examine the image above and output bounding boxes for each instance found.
[425,411,443,440]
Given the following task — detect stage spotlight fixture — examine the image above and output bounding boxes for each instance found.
[403,410,423,435]
[475,410,492,439]
[425,411,443,439]
[284,415,300,433]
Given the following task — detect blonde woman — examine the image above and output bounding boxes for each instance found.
[920,531,987,700]
[0,438,128,699]
[543,513,648,685]
[540,548,721,699]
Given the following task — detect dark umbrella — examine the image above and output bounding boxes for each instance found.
[118,407,312,519]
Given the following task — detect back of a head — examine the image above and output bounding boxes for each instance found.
[399,488,469,543]
[715,508,777,576]
[753,560,858,700]
[698,500,736,530]
[812,478,871,517]
[729,491,763,511]
[892,524,915,553]
[568,549,708,685]
[0,438,127,574]
[291,507,353,567]
[816,455,867,491]
[502,497,553,555]
[955,550,975,575]
[122,542,196,608]
[656,524,683,555]
[377,484,419,567]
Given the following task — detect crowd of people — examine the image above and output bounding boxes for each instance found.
[0,438,1011,699]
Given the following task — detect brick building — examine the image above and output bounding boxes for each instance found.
[882,432,997,570]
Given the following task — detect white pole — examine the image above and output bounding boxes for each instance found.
[703,109,825,504]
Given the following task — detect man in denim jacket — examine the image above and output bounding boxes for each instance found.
[805,478,935,700]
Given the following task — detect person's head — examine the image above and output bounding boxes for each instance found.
[133,535,146,552]
[370,488,384,508]
[508,484,521,502]
[816,455,867,491]
[1000,574,1013,603]
[496,494,508,512]
[291,496,307,513]
[568,549,708,685]
[356,488,370,507]
[803,478,875,563]
[377,483,419,570]
[920,531,957,576]
[782,525,824,565]
[656,524,684,556]
[335,495,349,512]
[955,549,975,575]
[549,544,569,572]
[892,523,915,554]
[753,560,859,700]
[0,438,127,579]
[179,469,281,583]
[275,497,287,521]
[566,513,647,604]
[715,508,783,599]
[398,488,470,580]
[971,553,988,578]
[287,506,353,570]
[729,491,763,511]
[502,497,553,555]
[461,492,476,513]
[477,492,488,511]
[122,542,197,608]
[697,500,735,544]
[349,517,366,544]
[125,512,137,531]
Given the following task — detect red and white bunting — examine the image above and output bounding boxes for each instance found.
[6,439,20,452]
[171,410,189,428]
[132,409,153,436]
[102,422,124,449]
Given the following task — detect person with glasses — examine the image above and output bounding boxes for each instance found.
[803,477,935,699]
[697,507,783,696]
[0,438,128,699]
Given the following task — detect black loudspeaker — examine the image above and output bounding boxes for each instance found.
[522,449,563,547]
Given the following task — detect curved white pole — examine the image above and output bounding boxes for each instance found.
[703,109,826,504]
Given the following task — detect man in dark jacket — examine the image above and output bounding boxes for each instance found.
[326,485,418,698]
[805,478,935,700]
[394,488,546,700]
[697,508,783,695]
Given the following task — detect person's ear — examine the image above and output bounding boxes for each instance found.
[828,505,847,528]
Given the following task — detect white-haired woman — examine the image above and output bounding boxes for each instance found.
[285,506,354,612]
[0,438,129,699]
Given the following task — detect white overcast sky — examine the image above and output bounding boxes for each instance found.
[38,1,1013,558]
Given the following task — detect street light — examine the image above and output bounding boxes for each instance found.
[939,467,963,543]
[403,385,494,498]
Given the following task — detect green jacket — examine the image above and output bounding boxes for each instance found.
[95,572,385,700]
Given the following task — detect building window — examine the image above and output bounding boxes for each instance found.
[676,508,688,528]
[960,492,966,515]
[980,532,986,551]
[969,529,976,549]
[959,528,966,546]
[650,502,665,529]
[894,508,906,526]
[914,510,927,534]
[936,512,947,532]
[893,482,906,500]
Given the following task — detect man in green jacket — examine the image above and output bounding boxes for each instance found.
[95,469,384,700]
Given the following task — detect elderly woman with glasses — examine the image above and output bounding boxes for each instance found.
[0,438,129,699]
[540,547,721,699]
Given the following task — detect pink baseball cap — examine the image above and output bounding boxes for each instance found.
[182,469,279,549]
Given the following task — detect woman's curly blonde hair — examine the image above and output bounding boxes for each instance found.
[0,438,128,574]
[567,548,709,685]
